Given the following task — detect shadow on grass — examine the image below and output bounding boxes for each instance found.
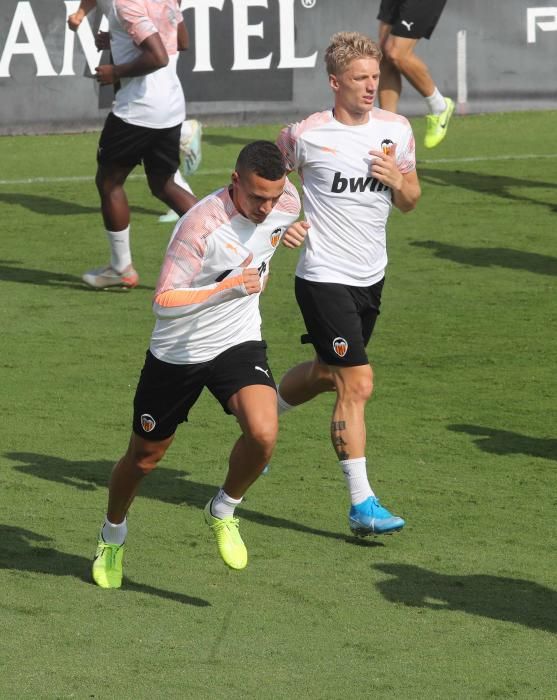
[0,525,209,607]
[374,563,557,634]
[0,260,153,291]
[6,452,383,547]
[448,425,557,461]
[418,168,557,210]
[0,192,161,217]
[410,241,557,277]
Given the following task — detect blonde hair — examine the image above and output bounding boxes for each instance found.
[324,31,382,76]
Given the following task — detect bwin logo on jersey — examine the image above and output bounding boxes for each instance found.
[331,171,389,194]
[270,227,282,247]
[141,414,156,433]
[333,337,349,357]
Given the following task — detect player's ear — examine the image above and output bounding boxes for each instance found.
[329,73,339,92]
[231,170,240,186]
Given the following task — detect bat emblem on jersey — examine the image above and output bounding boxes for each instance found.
[270,227,282,247]
[333,337,349,357]
[381,139,395,155]
[140,414,156,432]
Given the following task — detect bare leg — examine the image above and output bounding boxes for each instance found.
[95,163,135,231]
[329,364,373,460]
[278,356,372,461]
[378,22,402,112]
[382,35,436,100]
[106,432,174,523]
[278,356,336,406]
[223,385,278,498]
[147,171,197,216]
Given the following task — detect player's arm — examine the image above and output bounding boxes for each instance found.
[177,19,189,51]
[68,0,97,31]
[153,230,260,319]
[369,145,421,213]
[95,33,169,85]
[390,168,421,213]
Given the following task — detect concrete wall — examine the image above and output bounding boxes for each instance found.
[0,0,556,135]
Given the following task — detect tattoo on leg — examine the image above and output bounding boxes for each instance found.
[331,421,349,460]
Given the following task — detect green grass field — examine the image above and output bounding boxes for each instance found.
[1,111,556,699]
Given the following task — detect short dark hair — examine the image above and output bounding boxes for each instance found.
[235,140,286,181]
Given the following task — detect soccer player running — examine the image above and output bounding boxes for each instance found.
[82,0,197,290]
[68,0,201,229]
[92,141,305,588]
[275,32,421,537]
[376,0,454,148]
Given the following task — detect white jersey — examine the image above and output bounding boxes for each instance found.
[150,179,301,364]
[277,108,416,286]
[109,0,185,128]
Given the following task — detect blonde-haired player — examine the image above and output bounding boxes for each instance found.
[276,32,421,536]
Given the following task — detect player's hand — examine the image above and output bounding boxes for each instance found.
[95,31,111,51]
[282,220,310,248]
[368,143,404,191]
[67,11,84,31]
[95,64,118,85]
[242,268,262,295]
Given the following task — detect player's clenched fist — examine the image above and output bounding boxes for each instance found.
[282,220,310,248]
[242,268,262,295]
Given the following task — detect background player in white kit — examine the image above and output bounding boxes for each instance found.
[276,32,421,537]
[91,141,307,588]
[78,0,198,290]
[68,0,203,228]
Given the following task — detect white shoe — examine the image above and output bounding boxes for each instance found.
[82,264,139,289]
[157,209,180,224]
[180,119,202,176]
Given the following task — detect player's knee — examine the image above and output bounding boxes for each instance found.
[129,441,167,474]
[382,42,408,70]
[341,375,374,404]
[246,421,278,457]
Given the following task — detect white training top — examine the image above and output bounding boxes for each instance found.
[277,108,416,286]
[150,179,301,364]
[109,0,185,128]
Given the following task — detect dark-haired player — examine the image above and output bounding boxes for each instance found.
[92,141,306,587]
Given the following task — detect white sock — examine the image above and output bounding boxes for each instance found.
[106,226,131,273]
[277,389,294,416]
[340,457,375,506]
[210,489,243,519]
[425,87,447,115]
[101,517,127,546]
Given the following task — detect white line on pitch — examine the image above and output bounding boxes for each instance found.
[417,153,557,164]
[1,154,557,186]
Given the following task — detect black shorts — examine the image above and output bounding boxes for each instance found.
[378,0,447,39]
[97,112,181,175]
[295,276,385,367]
[132,341,276,441]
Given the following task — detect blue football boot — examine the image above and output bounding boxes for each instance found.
[349,496,405,536]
